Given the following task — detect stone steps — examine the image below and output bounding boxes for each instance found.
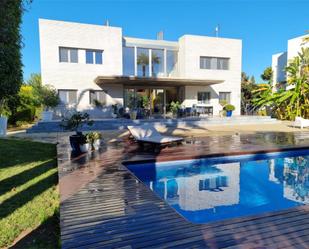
[27,116,280,133]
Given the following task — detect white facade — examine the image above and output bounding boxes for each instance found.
[272,34,308,86]
[39,19,242,117]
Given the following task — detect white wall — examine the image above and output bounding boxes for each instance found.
[39,19,123,109]
[178,35,242,115]
[287,34,309,61]
[272,52,287,86]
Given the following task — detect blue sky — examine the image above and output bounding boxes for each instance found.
[22,0,309,82]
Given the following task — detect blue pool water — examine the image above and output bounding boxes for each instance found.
[126,150,309,224]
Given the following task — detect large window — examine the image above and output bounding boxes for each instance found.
[197,92,211,104]
[89,90,105,105]
[86,50,103,64]
[151,49,164,77]
[219,92,231,104]
[59,47,78,63]
[200,56,229,70]
[137,48,150,77]
[167,50,178,76]
[123,47,135,76]
[58,90,77,105]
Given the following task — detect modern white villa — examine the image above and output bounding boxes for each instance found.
[272,34,308,88]
[39,19,242,118]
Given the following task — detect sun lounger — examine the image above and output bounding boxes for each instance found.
[127,125,184,145]
[293,117,309,129]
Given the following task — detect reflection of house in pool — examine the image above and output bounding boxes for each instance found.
[150,163,240,211]
[283,157,309,204]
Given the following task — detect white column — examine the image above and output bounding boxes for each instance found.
[134,46,137,76]
[149,49,152,77]
[164,48,167,77]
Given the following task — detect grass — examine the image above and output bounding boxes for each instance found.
[0,138,59,248]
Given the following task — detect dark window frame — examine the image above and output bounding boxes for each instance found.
[59,47,78,63]
[200,56,229,70]
[58,89,78,105]
[197,91,211,104]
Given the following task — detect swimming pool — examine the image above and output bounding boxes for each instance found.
[125,149,309,224]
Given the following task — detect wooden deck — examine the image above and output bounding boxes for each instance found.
[58,132,309,248]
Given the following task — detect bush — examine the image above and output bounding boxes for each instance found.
[170,101,181,115]
[224,104,236,112]
[39,85,60,110]
[11,107,36,123]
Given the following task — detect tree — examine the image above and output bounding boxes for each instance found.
[250,76,256,84]
[137,53,149,77]
[241,72,257,114]
[0,0,31,115]
[261,67,273,82]
[252,48,309,120]
[137,52,160,77]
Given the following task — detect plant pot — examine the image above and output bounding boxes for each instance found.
[79,143,89,153]
[91,139,101,150]
[69,134,83,152]
[130,111,137,120]
[0,116,8,136]
[41,111,53,122]
[226,110,233,117]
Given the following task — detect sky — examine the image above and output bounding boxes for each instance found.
[21,0,309,82]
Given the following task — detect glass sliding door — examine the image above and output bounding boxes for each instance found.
[151,89,165,115]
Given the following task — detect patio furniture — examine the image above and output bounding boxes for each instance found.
[196,105,213,116]
[293,117,309,129]
[127,125,184,147]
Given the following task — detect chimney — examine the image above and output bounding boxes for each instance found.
[157,31,164,40]
[105,19,110,26]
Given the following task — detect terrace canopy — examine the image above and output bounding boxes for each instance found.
[94,76,224,87]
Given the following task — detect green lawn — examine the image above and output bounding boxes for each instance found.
[0,139,60,248]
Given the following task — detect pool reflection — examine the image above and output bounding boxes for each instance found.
[127,151,309,223]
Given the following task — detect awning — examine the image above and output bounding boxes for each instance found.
[95,76,224,87]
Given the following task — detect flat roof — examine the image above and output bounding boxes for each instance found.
[95,76,223,87]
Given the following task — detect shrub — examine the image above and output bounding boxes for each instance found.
[12,107,36,123]
[60,112,93,134]
[39,85,60,110]
[170,101,181,115]
[224,104,236,112]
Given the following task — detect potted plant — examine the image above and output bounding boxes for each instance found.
[224,104,236,117]
[60,112,94,152]
[86,131,102,150]
[111,104,118,118]
[79,134,89,153]
[170,101,181,118]
[40,85,60,121]
[130,109,137,120]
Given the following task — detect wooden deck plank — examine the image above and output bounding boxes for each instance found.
[58,132,309,248]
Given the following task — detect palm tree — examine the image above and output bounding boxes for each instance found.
[137,53,149,77]
[252,48,309,120]
[137,52,160,77]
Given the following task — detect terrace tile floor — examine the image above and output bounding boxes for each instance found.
[58,131,309,248]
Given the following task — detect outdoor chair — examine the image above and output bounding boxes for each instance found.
[127,125,183,150]
[293,117,309,129]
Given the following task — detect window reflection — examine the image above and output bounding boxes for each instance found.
[137,48,150,77]
[123,47,135,76]
[151,49,164,77]
[167,50,178,77]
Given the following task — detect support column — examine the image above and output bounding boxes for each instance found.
[149,49,152,77]
[164,49,167,77]
[134,46,137,76]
